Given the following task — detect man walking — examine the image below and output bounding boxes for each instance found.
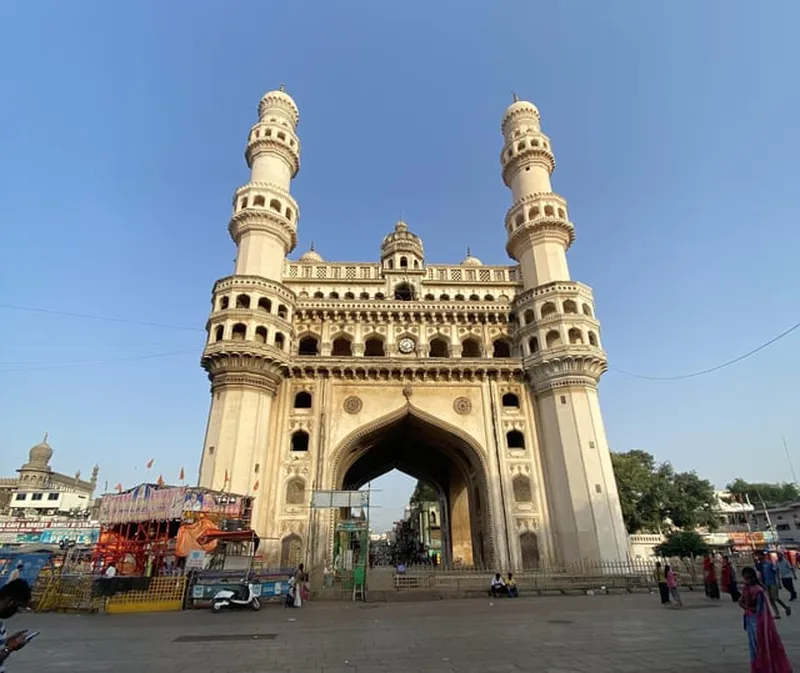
[758,552,792,618]
[0,579,34,671]
[777,552,797,601]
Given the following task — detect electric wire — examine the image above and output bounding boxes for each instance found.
[0,349,198,373]
[610,320,800,381]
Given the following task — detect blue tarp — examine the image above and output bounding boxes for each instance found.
[0,551,53,586]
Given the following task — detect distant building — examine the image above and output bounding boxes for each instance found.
[751,501,800,548]
[0,436,98,520]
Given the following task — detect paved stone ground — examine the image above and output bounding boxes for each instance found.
[7,591,800,672]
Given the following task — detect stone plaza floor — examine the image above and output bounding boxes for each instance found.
[8,591,800,672]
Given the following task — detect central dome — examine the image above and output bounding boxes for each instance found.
[27,438,53,466]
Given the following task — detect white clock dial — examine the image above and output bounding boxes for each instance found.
[398,338,415,354]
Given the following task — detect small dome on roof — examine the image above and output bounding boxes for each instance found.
[27,434,53,467]
[299,242,323,263]
[461,248,483,266]
[502,94,540,134]
[259,85,299,124]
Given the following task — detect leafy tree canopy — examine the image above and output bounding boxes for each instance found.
[411,480,439,504]
[611,450,718,534]
[654,530,709,558]
[726,478,800,507]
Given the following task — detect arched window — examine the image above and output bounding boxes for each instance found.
[545,330,562,348]
[344,292,355,299]
[235,294,251,309]
[219,296,229,310]
[214,325,224,342]
[277,304,288,319]
[298,335,319,356]
[484,294,494,301]
[258,297,272,313]
[540,302,557,318]
[506,430,525,450]
[286,478,306,505]
[588,331,598,346]
[329,291,339,299]
[528,336,539,354]
[429,337,449,358]
[502,393,520,408]
[512,475,532,502]
[529,206,540,219]
[332,336,353,356]
[285,207,293,221]
[424,293,435,300]
[394,283,415,301]
[360,292,371,300]
[280,534,302,568]
[255,326,267,343]
[492,339,511,358]
[240,198,248,210]
[461,337,481,358]
[413,260,420,269]
[439,294,450,300]
[454,294,465,301]
[515,213,524,226]
[520,531,540,569]
[557,208,565,219]
[231,323,247,341]
[290,430,309,452]
[374,293,385,300]
[313,291,324,299]
[364,336,385,357]
[399,256,408,268]
[294,391,312,409]
[523,309,535,324]
[563,299,577,314]
[544,205,554,216]
[274,333,285,350]
[386,259,394,269]
[582,303,593,317]
[253,195,265,207]
[469,294,480,301]
[269,199,282,212]
[568,328,583,344]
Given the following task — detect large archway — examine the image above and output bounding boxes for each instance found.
[333,407,493,568]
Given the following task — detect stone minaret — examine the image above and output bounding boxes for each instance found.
[502,96,629,562]
[198,88,300,529]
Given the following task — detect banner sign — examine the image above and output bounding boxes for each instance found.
[0,521,100,546]
[310,490,369,509]
[97,486,247,524]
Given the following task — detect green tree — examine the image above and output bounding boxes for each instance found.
[727,478,800,507]
[611,450,718,533]
[654,531,709,558]
[411,480,439,504]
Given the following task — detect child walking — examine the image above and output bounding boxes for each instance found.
[665,564,682,606]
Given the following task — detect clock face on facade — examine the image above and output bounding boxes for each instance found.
[397,337,415,354]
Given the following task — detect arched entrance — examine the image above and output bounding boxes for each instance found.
[333,407,493,568]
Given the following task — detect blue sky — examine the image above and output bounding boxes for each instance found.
[1,2,798,531]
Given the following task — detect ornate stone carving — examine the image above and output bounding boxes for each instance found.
[402,384,413,400]
[343,396,362,414]
[453,396,472,415]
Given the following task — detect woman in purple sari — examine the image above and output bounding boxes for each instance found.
[739,566,793,672]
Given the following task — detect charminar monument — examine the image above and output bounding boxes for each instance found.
[198,87,629,569]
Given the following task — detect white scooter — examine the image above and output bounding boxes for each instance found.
[211,581,261,613]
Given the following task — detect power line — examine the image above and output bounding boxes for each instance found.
[611,320,800,381]
[0,349,198,373]
[0,303,204,333]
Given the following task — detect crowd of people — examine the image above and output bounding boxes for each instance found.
[655,551,797,671]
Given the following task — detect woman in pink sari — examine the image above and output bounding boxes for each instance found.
[739,566,793,672]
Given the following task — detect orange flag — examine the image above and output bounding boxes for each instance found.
[146,459,154,469]
[115,483,122,493]
[253,480,259,491]
[157,475,164,487]
[179,467,185,482]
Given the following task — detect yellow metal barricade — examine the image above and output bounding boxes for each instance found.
[106,576,187,614]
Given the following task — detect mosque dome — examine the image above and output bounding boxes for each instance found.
[299,242,323,263]
[259,86,299,125]
[461,248,483,266]
[380,220,424,262]
[27,436,53,467]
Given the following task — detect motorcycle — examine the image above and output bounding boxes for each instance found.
[211,581,261,613]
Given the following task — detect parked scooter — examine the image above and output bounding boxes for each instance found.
[211,581,261,613]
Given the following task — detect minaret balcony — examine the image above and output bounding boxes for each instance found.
[523,343,608,390]
[504,193,573,239]
[245,128,300,176]
[228,207,298,252]
[201,340,290,371]
[501,135,555,186]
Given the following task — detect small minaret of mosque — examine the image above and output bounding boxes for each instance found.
[231,85,301,280]
[501,95,573,290]
[199,88,301,531]
[500,95,629,564]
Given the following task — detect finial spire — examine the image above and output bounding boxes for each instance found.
[512,91,519,102]
[43,431,48,443]
[466,246,472,257]
[309,240,315,251]
[279,83,285,92]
